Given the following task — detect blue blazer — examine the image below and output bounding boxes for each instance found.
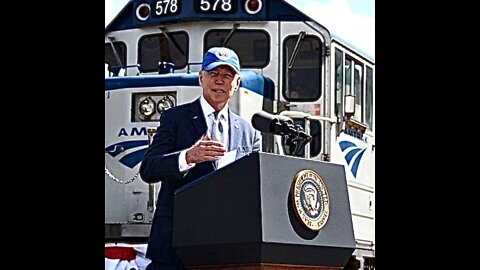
[140,98,260,265]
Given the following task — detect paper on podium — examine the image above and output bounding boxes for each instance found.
[217,149,237,169]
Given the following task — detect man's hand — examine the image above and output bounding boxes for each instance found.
[185,134,226,164]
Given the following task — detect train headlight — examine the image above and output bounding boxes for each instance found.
[245,0,262,14]
[133,92,177,122]
[139,97,156,119]
[136,3,151,21]
[157,97,174,114]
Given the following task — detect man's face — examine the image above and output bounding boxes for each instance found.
[199,65,240,111]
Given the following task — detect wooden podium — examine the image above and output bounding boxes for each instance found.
[173,152,355,270]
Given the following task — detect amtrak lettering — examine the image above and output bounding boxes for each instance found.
[344,127,367,142]
[118,127,148,137]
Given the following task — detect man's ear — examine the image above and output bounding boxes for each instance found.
[234,75,241,91]
[198,71,204,85]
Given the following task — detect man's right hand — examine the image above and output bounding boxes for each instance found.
[185,134,226,164]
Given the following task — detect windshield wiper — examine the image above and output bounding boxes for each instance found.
[287,31,306,68]
[222,23,240,47]
[107,36,123,67]
[159,26,186,57]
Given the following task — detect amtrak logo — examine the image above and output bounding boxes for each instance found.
[105,140,149,169]
[290,170,330,231]
[339,140,367,178]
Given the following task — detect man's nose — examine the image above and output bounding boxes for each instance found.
[214,77,226,84]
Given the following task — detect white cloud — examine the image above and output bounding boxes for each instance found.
[290,0,375,59]
[105,0,115,27]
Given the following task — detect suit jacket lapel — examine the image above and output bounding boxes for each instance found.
[228,108,241,152]
[188,98,208,139]
[190,98,215,171]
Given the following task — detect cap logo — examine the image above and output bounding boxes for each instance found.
[215,49,232,61]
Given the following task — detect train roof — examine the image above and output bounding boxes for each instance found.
[331,33,374,63]
[106,0,316,32]
[105,0,373,63]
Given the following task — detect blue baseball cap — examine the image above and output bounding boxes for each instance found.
[201,47,240,74]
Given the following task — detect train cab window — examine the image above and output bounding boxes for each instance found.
[345,58,352,99]
[282,119,321,158]
[365,67,373,130]
[138,31,188,72]
[345,56,364,123]
[282,35,322,102]
[353,62,363,121]
[339,51,374,130]
[105,41,127,71]
[204,30,269,68]
[334,48,344,119]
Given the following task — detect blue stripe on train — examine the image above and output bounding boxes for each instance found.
[105,71,273,99]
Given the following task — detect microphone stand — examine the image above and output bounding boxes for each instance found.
[282,124,312,156]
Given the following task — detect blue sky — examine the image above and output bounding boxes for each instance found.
[105,0,374,59]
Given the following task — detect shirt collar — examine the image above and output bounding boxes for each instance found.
[200,95,228,120]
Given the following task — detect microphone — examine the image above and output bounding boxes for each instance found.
[251,111,311,140]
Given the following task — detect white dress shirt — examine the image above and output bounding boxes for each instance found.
[178,96,229,172]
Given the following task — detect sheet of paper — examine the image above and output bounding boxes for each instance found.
[217,149,237,169]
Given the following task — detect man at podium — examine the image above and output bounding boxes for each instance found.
[140,47,261,270]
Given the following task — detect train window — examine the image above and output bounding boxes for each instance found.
[345,58,352,96]
[340,52,373,130]
[105,41,127,70]
[334,48,344,119]
[365,67,373,130]
[282,35,322,102]
[204,29,269,68]
[353,62,363,121]
[364,257,375,270]
[138,31,188,72]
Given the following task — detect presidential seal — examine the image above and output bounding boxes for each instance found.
[290,169,330,231]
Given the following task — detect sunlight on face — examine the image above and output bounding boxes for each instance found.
[199,66,240,111]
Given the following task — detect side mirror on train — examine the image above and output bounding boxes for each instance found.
[107,64,125,77]
[344,94,355,118]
